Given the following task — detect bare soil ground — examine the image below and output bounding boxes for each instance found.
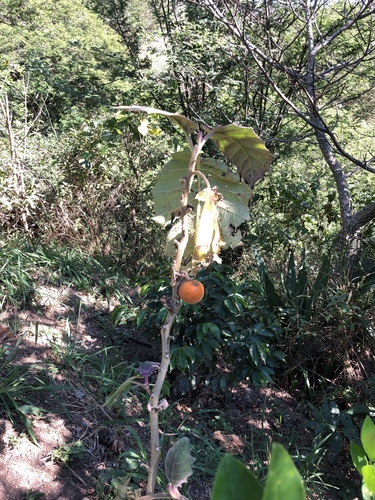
[0,285,361,499]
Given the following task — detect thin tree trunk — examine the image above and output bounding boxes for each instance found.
[312,122,375,280]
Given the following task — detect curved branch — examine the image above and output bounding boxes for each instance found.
[351,201,375,233]
[186,168,211,191]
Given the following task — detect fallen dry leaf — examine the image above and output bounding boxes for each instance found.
[0,324,12,342]
[211,430,245,455]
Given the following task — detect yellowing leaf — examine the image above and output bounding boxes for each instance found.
[193,187,225,265]
[200,158,251,248]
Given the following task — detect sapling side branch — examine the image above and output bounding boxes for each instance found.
[186,168,211,192]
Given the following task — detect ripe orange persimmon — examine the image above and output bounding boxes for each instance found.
[178,279,204,304]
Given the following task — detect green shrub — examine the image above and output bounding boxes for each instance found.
[120,264,285,392]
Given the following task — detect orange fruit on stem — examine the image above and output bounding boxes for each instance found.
[178,279,204,304]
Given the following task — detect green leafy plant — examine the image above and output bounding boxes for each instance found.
[119,263,285,392]
[171,265,284,391]
[51,441,85,465]
[212,443,305,500]
[254,248,331,321]
[305,396,358,464]
[105,104,272,497]
[350,416,375,499]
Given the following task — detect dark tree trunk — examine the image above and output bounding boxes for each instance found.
[313,123,375,280]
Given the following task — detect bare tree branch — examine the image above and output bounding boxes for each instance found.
[190,0,375,277]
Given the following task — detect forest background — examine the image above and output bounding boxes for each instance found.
[0,0,375,499]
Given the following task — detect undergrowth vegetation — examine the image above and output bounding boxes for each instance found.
[0,230,374,498]
[1,0,375,498]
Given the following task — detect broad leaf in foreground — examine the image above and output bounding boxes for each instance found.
[350,440,367,475]
[362,416,375,462]
[211,454,263,500]
[262,443,305,500]
[362,465,375,493]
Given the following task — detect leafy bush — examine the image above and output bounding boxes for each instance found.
[248,247,374,391]
[253,247,331,321]
[247,157,340,263]
[120,264,285,392]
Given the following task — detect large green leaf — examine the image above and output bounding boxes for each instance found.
[363,465,375,493]
[262,443,305,500]
[363,481,375,500]
[211,454,263,500]
[208,124,272,188]
[362,416,375,462]
[113,105,198,135]
[350,441,368,475]
[152,150,252,258]
[165,437,195,487]
[152,150,194,227]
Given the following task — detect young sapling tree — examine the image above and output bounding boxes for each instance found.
[106,105,272,498]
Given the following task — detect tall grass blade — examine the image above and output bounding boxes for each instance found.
[286,249,296,298]
[253,247,283,308]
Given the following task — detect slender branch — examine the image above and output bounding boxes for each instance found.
[147,133,206,494]
[186,168,211,192]
[147,306,179,494]
[312,1,375,56]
